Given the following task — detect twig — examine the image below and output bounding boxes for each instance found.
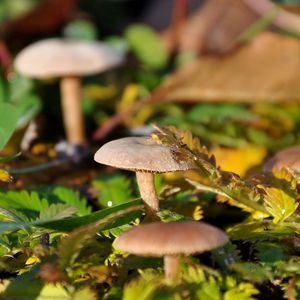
[287,276,297,300]
[92,85,172,141]
[243,0,300,34]
[8,158,69,175]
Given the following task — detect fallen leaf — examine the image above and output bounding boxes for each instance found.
[165,32,300,103]
[212,145,266,176]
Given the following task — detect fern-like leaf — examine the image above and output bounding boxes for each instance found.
[52,187,91,216]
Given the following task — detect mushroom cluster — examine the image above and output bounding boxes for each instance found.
[94,135,229,281]
[15,38,124,154]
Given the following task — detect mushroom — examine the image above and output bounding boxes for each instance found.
[15,38,124,150]
[115,221,228,281]
[94,136,196,213]
[263,145,300,173]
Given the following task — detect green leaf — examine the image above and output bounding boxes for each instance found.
[52,187,91,216]
[38,204,78,221]
[125,24,169,69]
[63,19,97,40]
[156,209,188,222]
[123,276,161,300]
[263,187,298,223]
[230,262,271,283]
[0,103,18,150]
[34,199,144,232]
[92,174,132,207]
[15,94,41,128]
[187,104,256,124]
[255,242,288,263]
[0,190,49,218]
[224,283,259,300]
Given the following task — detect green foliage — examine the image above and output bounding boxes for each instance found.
[51,187,91,216]
[230,263,271,283]
[123,266,259,300]
[63,19,98,40]
[0,103,18,150]
[152,126,267,214]
[187,104,256,124]
[92,174,133,208]
[125,24,169,69]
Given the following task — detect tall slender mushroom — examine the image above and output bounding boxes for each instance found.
[263,146,300,172]
[115,221,228,281]
[15,38,124,151]
[94,136,196,213]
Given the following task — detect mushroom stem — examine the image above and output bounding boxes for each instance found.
[164,255,180,281]
[60,76,86,145]
[136,171,159,213]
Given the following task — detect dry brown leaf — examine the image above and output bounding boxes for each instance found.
[162,0,300,55]
[178,0,258,54]
[164,32,300,103]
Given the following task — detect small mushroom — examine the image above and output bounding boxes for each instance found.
[263,146,300,172]
[115,221,228,281]
[15,38,124,149]
[94,136,196,213]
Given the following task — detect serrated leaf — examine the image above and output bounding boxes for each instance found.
[92,174,132,207]
[52,187,91,216]
[0,191,48,219]
[34,199,143,232]
[224,282,259,300]
[156,209,188,222]
[153,126,267,214]
[263,187,298,223]
[230,262,271,283]
[58,203,143,268]
[123,276,161,300]
[38,204,78,221]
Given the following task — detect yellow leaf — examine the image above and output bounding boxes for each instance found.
[211,145,266,176]
[0,169,12,183]
[83,84,117,101]
[117,84,139,112]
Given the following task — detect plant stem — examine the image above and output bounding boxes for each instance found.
[136,172,159,213]
[60,76,85,145]
[164,255,180,281]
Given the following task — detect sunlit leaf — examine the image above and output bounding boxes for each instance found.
[263,187,298,223]
[38,204,78,221]
[35,199,144,232]
[0,169,12,183]
[52,187,91,216]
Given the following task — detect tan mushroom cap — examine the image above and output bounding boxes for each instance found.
[115,221,228,256]
[15,38,124,78]
[94,136,197,173]
[263,145,300,172]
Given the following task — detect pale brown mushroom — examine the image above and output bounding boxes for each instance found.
[115,221,228,281]
[263,145,300,172]
[94,136,196,213]
[15,38,124,148]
